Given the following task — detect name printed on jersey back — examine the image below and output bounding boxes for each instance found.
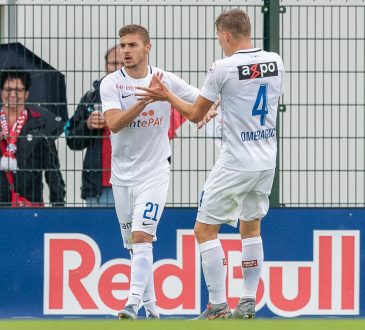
[241,128,276,142]
[238,61,278,80]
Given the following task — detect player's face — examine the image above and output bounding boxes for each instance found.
[105,48,124,74]
[1,78,29,111]
[120,33,151,70]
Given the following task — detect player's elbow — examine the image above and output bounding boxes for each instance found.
[105,120,120,133]
[105,117,123,134]
[109,124,121,134]
[186,102,208,123]
[188,116,200,124]
[187,112,204,124]
[104,112,122,133]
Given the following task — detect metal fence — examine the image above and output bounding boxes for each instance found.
[0,0,363,207]
[279,1,365,206]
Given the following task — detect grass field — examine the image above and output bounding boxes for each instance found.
[0,319,364,330]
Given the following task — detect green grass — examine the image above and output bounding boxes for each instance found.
[0,319,364,330]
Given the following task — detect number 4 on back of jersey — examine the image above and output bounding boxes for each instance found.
[252,84,268,126]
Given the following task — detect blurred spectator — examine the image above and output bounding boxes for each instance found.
[65,46,124,206]
[0,67,66,206]
[169,107,186,140]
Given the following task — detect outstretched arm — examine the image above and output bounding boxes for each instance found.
[137,74,215,124]
[197,100,220,129]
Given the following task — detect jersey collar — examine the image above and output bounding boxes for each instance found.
[234,48,262,55]
[120,65,153,78]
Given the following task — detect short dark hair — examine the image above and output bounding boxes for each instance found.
[104,45,120,63]
[118,24,150,44]
[0,66,31,91]
[215,9,251,39]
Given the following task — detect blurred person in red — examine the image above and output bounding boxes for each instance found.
[168,108,186,140]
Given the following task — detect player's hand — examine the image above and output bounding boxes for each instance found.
[149,71,163,88]
[86,110,106,129]
[197,100,219,129]
[136,73,169,104]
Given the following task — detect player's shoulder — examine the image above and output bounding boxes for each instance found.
[213,58,227,67]
[205,58,227,76]
[100,70,123,90]
[269,52,284,72]
[249,49,284,72]
[148,65,168,78]
[149,65,170,80]
[152,67,184,87]
[100,70,120,84]
[260,50,284,65]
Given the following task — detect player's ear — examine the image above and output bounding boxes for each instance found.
[146,42,152,53]
[223,31,230,43]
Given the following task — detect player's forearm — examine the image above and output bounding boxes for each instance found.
[105,101,146,133]
[167,91,201,123]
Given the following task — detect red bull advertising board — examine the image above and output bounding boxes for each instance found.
[0,208,363,318]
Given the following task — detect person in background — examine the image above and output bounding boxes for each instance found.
[0,67,66,206]
[65,45,124,206]
[169,107,186,140]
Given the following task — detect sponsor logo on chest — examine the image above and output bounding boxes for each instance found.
[127,109,163,128]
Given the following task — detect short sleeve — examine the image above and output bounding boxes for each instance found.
[166,72,199,103]
[200,61,221,102]
[100,75,122,113]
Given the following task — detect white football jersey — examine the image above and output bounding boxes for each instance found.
[100,65,199,186]
[200,48,285,171]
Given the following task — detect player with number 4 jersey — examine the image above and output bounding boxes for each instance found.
[200,48,284,171]
[137,9,284,320]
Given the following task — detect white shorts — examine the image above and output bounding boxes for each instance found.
[197,164,275,227]
[112,170,169,249]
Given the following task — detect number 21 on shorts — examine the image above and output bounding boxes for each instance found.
[143,202,159,221]
[252,84,268,126]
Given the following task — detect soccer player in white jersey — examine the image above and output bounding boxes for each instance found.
[100,24,199,320]
[137,9,285,320]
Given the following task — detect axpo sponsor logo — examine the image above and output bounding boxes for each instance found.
[44,230,359,317]
[238,61,278,80]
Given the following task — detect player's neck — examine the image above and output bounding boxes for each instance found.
[226,39,253,56]
[125,63,149,80]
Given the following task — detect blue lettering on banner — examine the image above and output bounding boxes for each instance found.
[241,128,276,142]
